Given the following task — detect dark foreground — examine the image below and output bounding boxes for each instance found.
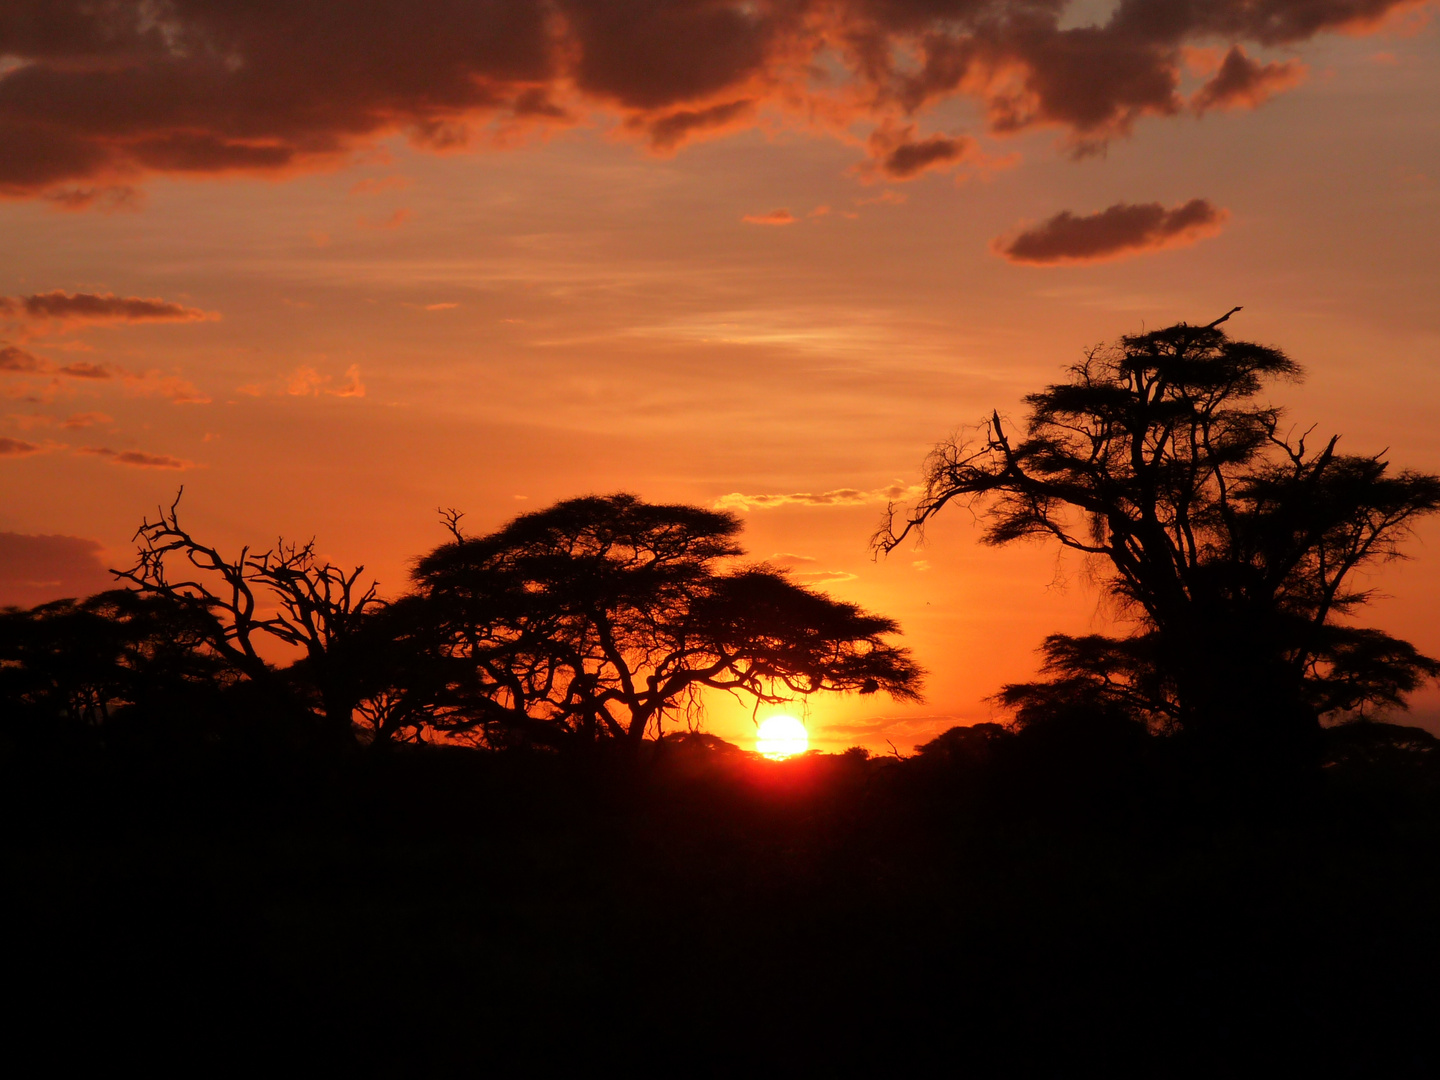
[7,722,1440,1074]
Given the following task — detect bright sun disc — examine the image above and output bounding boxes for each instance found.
[756,715,808,759]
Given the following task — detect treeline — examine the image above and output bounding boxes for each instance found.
[0,492,921,759]
[7,316,1440,768]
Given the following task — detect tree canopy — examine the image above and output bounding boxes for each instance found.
[875,314,1440,746]
[409,493,922,749]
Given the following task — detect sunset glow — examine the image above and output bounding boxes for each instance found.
[3,1,1439,754]
[756,716,809,759]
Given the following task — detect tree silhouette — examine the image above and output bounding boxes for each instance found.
[408,493,922,750]
[874,315,1440,746]
[0,590,224,747]
[115,490,384,746]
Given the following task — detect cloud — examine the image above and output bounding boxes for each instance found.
[992,198,1229,265]
[742,209,795,226]
[0,0,1411,202]
[0,436,44,457]
[0,345,44,373]
[862,122,978,181]
[357,208,412,231]
[6,411,112,430]
[63,411,111,429]
[0,532,115,608]
[795,569,858,584]
[330,364,366,398]
[245,364,366,398]
[715,482,920,510]
[78,446,192,469]
[766,552,819,569]
[0,291,219,328]
[42,185,142,213]
[1192,47,1307,112]
[122,371,210,403]
[57,361,112,379]
[641,99,759,152]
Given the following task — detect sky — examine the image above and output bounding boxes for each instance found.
[3,0,1440,752]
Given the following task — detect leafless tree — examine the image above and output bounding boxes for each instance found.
[115,489,383,744]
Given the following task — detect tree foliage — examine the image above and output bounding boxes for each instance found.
[875,315,1440,743]
[409,493,922,749]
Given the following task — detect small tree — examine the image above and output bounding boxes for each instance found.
[874,315,1440,746]
[408,493,922,751]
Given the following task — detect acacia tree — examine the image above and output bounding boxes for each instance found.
[115,490,385,746]
[407,493,922,751]
[874,314,1440,745]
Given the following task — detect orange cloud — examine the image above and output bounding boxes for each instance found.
[742,209,795,226]
[63,411,112,429]
[992,199,1229,265]
[6,411,112,430]
[246,364,365,398]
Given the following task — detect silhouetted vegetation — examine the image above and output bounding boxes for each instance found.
[877,313,1440,757]
[4,319,1440,1069]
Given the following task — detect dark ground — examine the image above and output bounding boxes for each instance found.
[6,722,1440,1075]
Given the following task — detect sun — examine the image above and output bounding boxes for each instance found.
[756,715,808,759]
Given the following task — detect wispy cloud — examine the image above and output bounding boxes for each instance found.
[742,209,795,226]
[240,364,366,399]
[716,482,921,510]
[78,446,192,470]
[0,291,219,330]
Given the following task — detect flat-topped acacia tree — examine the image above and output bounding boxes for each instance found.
[874,313,1440,748]
[406,493,923,751]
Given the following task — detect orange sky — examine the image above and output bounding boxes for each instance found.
[4,0,1440,751]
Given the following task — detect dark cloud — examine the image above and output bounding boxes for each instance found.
[0,345,44,372]
[79,446,191,469]
[642,99,757,152]
[993,198,1229,264]
[0,0,1417,199]
[0,291,218,325]
[1192,46,1306,113]
[0,532,115,608]
[865,122,977,180]
[0,436,44,457]
[56,361,113,379]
